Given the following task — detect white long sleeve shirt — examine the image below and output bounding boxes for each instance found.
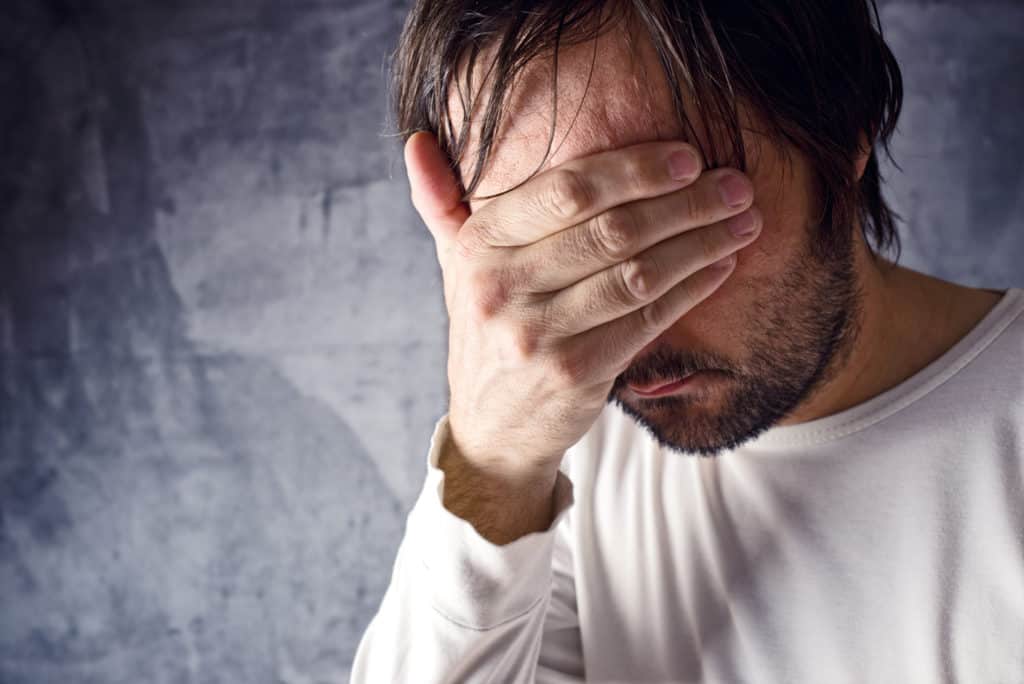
[350,286,1024,683]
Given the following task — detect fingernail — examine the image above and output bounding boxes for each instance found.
[729,209,760,237]
[718,173,752,208]
[667,149,700,180]
[711,253,736,270]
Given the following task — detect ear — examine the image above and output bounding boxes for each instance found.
[854,130,872,182]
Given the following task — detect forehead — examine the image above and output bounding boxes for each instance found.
[449,14,700,211]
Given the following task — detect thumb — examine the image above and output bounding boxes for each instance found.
[404,131,471,276]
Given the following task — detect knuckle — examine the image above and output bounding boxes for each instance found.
[620,254,657,301]
[546,168,593,220]
[459,216,506,257]
[532,294,571,338]
[550,350,588,386]
[499,260,532,300]
[591,208,636,261]
[467,268,510,320]
[639,297,666,335]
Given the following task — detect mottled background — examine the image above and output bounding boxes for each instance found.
[0,0,1021,682]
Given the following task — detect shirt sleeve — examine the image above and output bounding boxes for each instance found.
[349,411,583,683]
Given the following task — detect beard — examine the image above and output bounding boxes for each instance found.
[606,219,866,457]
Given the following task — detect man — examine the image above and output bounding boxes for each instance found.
[352,1,1023,681]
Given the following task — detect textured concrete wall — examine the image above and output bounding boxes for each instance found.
[0,1,1021,682]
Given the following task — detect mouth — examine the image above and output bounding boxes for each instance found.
[627,371,701,397]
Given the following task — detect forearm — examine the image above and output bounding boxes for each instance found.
[349,413,578,683]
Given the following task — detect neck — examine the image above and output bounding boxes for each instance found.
[774,231,997,427]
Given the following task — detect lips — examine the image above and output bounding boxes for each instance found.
[627,372,697,394]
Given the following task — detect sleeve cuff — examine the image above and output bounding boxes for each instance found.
[410,411,576,629]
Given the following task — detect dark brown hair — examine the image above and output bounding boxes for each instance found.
[387,0,904,264]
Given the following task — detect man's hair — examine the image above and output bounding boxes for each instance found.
[388,0,904,264]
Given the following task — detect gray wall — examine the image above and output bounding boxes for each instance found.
[0,1,1021,682]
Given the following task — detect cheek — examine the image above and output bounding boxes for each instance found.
[740,170,814,274]
[732,206,797,278]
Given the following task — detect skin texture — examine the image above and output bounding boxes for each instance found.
[447,13,1004,457]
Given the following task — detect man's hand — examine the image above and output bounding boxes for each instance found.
[405,131,760,539]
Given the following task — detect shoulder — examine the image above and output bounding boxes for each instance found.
[948,287,1024,416]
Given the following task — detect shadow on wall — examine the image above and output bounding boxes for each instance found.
[0,2,403,681]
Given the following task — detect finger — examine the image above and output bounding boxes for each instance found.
[555,255,739,387]
[458,140,704,257]
[506,167,753,295]
[536,205,761,337]
[405,130,470,274]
